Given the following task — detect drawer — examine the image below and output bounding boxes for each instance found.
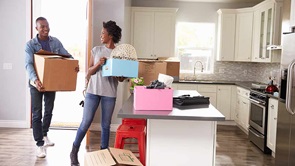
[237,87,250,98]
[197,85,217,93]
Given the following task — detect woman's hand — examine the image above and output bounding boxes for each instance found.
[98,57,107,66]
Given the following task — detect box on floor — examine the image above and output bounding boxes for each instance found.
[84,147,143,166]
[32,54,78,91]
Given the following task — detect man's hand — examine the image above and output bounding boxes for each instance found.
[34,79,45,92]
[75,66,79,72]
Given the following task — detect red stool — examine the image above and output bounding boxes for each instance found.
[114,124,146,165]
[122,118,146,125]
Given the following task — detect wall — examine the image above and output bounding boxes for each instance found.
[131,0,280,84]
[0,0,31,128]
[0,0,131,129]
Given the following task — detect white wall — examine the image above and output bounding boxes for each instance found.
[0,0,31,128]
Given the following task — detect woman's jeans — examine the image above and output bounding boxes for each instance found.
[30,86,56,146]
[73,93,116,149]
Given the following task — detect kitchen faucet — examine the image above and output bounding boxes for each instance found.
[193,60,204,77]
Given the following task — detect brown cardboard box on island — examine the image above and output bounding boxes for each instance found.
[31,54,79,91]
[138,57,180,85]
[84,147,143,166]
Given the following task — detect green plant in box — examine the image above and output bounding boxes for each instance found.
[130,77,144,91]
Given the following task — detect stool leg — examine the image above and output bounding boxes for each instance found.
[114,133,123,149]
[138,133,146,166]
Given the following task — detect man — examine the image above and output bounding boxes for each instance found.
[25,17,75,158]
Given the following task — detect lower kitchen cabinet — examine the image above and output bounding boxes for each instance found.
[217,85,232,120]
[267,98,278,154]
[173,83,235,120]
[236,87,250,133]
[198,84,217,107]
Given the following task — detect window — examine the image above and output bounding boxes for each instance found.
[176,22,215,74]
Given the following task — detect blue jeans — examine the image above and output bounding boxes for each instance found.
[30,85,56,146]
[73,93,116,149]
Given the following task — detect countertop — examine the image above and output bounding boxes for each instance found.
[117,90,225,121]
[174,80,279,99]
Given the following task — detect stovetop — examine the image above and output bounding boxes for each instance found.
[250,88,269,104]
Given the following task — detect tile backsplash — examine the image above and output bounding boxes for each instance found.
[180,61,280,85]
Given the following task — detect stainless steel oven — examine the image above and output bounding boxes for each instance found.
[249,97,267,134]
[248,89,271,154]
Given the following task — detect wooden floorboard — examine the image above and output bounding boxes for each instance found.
[0,125,274,166]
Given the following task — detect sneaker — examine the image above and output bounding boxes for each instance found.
[36,146,46,158]
[43,136,55,146]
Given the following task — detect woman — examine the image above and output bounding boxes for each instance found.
[70,20,124,166]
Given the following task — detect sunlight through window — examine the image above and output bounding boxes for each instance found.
[176,22,215,74]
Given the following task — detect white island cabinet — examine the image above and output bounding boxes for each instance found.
[118,90,225,166]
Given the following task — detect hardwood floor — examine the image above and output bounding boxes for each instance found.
[0,125,274,166]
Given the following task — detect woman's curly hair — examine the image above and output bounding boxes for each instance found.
[103,20,122,43]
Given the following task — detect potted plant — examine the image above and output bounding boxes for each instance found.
[130,77,144,93]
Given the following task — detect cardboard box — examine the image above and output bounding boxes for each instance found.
[84,147,143,166]
[138,58,179,85]
[102,58,138,78]
[33,54,78,91]
[134,86,173,111]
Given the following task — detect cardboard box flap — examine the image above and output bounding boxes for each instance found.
[84,149,116,166]
[109,148,143,166]
[36,49,71,58]
[157,57,180,62]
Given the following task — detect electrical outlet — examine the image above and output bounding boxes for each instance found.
[3,63,12,70]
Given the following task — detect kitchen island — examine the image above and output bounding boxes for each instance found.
[117,90,225,166]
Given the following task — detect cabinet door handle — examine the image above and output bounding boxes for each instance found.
[271,105,274,109]
[274,117,277,120]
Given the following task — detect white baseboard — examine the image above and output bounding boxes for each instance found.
[89,123,120,132]
[0,120,30,128]
[217,120,237,126]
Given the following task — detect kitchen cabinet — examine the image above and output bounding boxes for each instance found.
[291,0,295,28]
[172,83,236,120]
[252,0,282,63]
[231,86,237,120]
[175,83,198,90]
[267,98,278,153]
[217,85,232,120]
[216,9,236,61]
[216,8,253,62]
[234,9,253,62]
[197,84,217,108]
[131,7,177,59]
[236,87,250,133]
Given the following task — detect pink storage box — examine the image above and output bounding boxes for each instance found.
[134,86,173,111]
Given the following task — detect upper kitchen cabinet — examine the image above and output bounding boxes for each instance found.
[216,9,236,61]
[216,8,253,62]
[252,0,283,63]
[291,0,295,28]
[131,7,178,59]
[235,8,254,62]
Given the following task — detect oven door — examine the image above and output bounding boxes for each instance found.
[249,99,266,135]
